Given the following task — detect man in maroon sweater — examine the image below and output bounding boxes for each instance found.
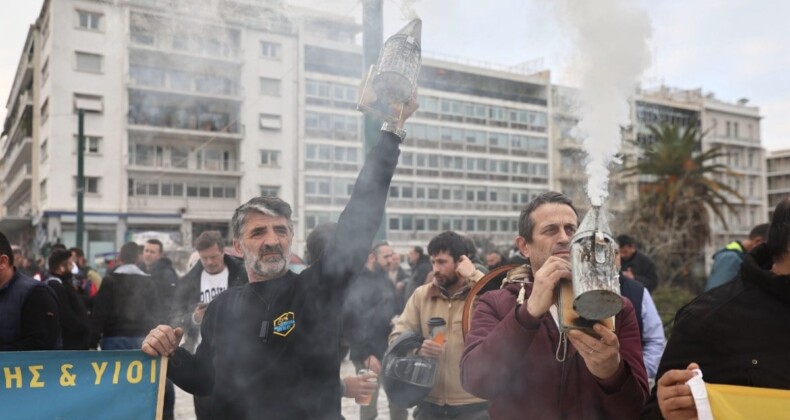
[460,192,648,419]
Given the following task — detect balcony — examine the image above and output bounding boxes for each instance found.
[3,164,32,205]
[129,30,242,64]
[708,135,761,149]
[128,91,243,139]
[1,136,32,174]
[128,72,242,102]
[128,154,243,177]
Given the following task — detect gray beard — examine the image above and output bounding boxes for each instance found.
[242,246,290,280]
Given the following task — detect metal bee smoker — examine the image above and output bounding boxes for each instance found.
[569,205,623,320]
[358,19,422,121]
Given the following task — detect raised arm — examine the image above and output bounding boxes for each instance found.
[320,97,418,291]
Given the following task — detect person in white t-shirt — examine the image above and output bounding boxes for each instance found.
[171,230,248,419]
[171,231,248,343]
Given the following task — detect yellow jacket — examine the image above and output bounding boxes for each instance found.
[389,271,486,406]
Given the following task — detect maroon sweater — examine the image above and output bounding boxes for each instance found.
[461,282,648,419]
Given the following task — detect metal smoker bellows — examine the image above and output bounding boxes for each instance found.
[372,19,422,104]
[569,206,622,320]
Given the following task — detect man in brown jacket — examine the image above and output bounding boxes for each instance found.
[390,231,489,419]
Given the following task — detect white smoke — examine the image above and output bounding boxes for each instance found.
[398,0,421,20]
[554,0,652,206]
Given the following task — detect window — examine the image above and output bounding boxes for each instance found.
[41,57,49,84]
[260,41,281,59]
[40,179,47,201]
[40,98,49,125]
[75,51,102,73]
[259,113,282,130]
[260,150,281,166]
[77,10,102,30]
[170,147,188,168]
[76,177,101,194]
[74,135,102,154]
[260,185,280,197]
[259,77,281,96]
[40,139,48,162]
[74,93,103,113]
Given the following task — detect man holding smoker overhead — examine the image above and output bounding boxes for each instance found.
[390,231,489,419]
[460,192,648,419]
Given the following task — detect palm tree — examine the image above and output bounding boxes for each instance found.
[621,122,743,289]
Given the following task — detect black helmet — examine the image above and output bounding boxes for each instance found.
[381,331,437,408]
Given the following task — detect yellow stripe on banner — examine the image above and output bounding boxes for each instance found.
[707,383,790,420]
[155,357,168,420]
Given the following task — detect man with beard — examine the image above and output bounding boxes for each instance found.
[44,249,91,349]
[390,231,489,419]
[342,241,404,420]
[460,192,648,419]
[141,96,417,419]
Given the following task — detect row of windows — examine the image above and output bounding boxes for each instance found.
[39,177,101,200]
[128,179,237,199]
[389,183,542,204]
[303,211,521,234]
[305,143,359,164]
[304,177,355,197]
[305,111,360,140]
[405,122,548,152]
[305,80,357,103]
[129,64,240,96]
[128,144,238,171]
[130,12,241,60]
[388,215,519,233]
[398,152,548,176]
[417,96,548,132]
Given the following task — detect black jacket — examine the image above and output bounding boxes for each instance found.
[167,131,401,420]
[342,267,399,362]
[144,258,179,323]
[641,244,790,418]
[91,264,160,342]
[406,254,432,301]
[171,254,248,328]
[621,250,659,292]
[44,275,91,349]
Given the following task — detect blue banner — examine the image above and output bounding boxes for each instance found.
[0,350,166,420]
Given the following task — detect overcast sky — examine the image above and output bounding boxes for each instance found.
[2,0,787,151]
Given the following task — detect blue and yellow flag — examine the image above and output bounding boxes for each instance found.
[0,350,167,420]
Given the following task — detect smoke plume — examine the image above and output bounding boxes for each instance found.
[398,0,421,20]
[554,0,652,206]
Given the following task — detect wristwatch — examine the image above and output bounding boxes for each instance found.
[381,122,407,142]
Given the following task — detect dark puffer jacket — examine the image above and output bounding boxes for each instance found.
[641,243,790,418]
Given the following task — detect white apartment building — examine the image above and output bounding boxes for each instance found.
[767,148,790,220]
[551,85,767,266]
[1,0,767,265]
[1,0,303,263]
[2,0,554,261]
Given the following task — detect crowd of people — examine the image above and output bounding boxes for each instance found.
[2,83,789,420]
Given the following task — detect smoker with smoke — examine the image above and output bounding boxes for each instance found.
[358,19,422,122]
[569,205,622,322]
